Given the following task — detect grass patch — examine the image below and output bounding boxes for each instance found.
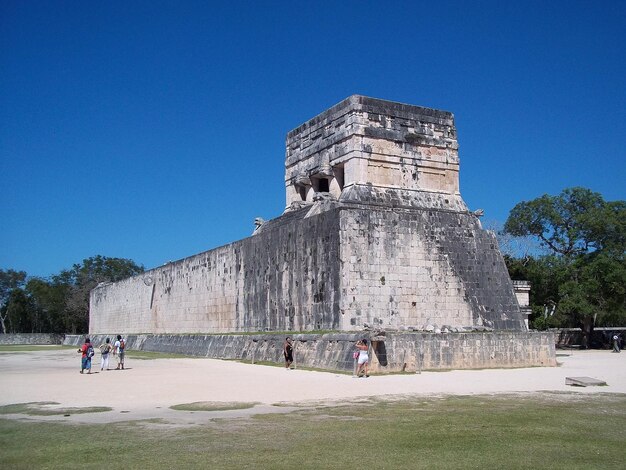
[0,402,59,414]
[0,402,112,416]
[170,401,257,412]
[1,394,625,469]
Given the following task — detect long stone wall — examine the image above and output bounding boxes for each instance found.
[90,206,342,334]
[91,200,522,334]
[64,331,556,372]
[0,333,64,345]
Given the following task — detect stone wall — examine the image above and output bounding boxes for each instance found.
[90,206,342,334]
[284,95,460,208]
[91,200,523,334]
[512,280,531,328]
[0,333,64,345]
[64,331,556,372]
[339,204,523,330]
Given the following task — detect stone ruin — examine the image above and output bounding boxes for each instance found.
[90,95,527,336]
[88,95,556,371]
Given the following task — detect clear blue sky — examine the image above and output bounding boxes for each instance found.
[1,1,625,278]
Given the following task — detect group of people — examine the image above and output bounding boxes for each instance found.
[283,336,371,377]
[77,335,126,374]
[75,332,621,376]
[80,335,367,375]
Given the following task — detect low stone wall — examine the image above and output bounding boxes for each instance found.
[0,333,64,345]
[64,331,556,372]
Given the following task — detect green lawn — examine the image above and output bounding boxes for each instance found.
[0,402,112,416]
[1,393,624,469]
[169,401,258,411]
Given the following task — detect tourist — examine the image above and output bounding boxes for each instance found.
[355,339,369,377]
[77,337,93,374]
[99,337,112,370]
[284,337,294,369]
[114,334,126,370]
[613,334,621,353]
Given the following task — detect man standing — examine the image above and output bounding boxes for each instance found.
[114,334,126,370]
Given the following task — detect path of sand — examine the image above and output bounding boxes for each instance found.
[1,348,624,425]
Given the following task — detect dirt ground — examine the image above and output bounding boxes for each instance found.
[1,348,624,425]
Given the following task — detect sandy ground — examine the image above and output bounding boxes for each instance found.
[1,348,624,425]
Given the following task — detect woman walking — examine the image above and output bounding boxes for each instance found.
[99,337,112,371]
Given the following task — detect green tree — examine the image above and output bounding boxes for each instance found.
[57,256,144,333]
[558,252,626,333]
[504,187,608,257]
[1,256,143,334]
[24,277,68,333]
[3,288,34,332]
[504,187,626,347]
[0,269,27,333]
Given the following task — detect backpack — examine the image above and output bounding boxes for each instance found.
[86,344,95,358]
[120,339,125,351]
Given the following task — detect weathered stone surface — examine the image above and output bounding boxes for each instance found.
[285,95,460,209]
[64,331,556,372]
[90,206,343,334]
[513,280,532,328]
[565,376,608,387]
[0,333,63,345]
[89,95,526,335]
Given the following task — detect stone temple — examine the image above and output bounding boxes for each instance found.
[90,95,527,335]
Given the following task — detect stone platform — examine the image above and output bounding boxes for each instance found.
[565,376,608,387]
[65,331,556,373]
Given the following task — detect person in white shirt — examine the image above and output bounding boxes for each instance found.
[113,334,126,370]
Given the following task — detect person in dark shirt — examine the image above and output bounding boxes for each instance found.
[284,337,294,369]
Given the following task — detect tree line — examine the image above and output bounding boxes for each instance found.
[0,256,144,334]
[1,187,624,346]
[503,187,626,347]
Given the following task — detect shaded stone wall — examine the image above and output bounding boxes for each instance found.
[0,333,64,345]
[64,331,556,372]
[90,207,342,334]
[382,331,556,370]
